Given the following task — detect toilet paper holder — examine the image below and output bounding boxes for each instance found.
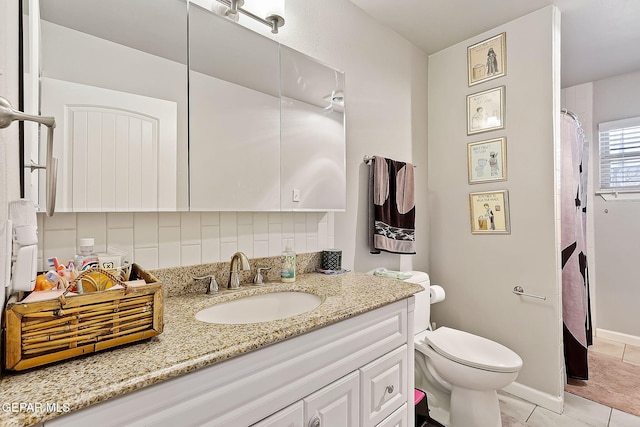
[513,286,546,301]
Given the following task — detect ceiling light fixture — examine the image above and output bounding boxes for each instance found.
[216,0,285,34]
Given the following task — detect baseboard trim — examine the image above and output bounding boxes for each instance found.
[502,381,563,414]
[596,328,640,347]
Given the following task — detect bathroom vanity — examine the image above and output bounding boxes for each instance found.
[0,272,422,427]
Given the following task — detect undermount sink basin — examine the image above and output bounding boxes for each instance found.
[195,291,322,324]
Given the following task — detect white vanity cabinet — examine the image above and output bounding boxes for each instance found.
[253,371,360,427]
[253,345,409,427]
[44,299,414,427]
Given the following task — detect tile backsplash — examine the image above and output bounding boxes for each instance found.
[36,211,334,272]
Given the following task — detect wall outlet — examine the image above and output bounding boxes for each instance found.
[292,189,300,202]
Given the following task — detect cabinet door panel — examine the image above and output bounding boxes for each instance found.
[360,345,408,426]
[304,371,359,427]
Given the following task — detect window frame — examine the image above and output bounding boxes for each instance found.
[598,117,640,195]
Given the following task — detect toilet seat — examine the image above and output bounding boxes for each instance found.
[416,327,522,373]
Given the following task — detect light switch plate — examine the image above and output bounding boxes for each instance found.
[292,189,300,202]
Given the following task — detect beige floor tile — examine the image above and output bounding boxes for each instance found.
[609,408,640,427]
[498,391,536,423]
[501,412,527,427]
[527,406,600,427]
[591,336,625,359]
[622,344,640,366]
[563,391,611,427]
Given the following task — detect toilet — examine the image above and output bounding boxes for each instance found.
[405,272,523,427]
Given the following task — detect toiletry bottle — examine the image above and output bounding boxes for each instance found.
[74,238,99,271]
[280,240,296,283]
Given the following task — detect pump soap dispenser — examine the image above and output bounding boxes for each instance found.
[280,239,296,283]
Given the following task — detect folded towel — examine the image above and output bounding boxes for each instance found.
[369,156,416,254]
[372,268,413,280]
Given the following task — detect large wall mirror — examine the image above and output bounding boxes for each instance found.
[24,0,345,213]
[188,3,281,211]
[24,0,189,212]
[280,47,346,211]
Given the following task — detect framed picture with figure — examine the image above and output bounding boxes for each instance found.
[467,137,507,183]
[467,86,505,135]
[469,190,510,234]
[467,32,506,86]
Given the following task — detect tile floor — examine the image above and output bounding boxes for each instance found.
[426,336,640,427]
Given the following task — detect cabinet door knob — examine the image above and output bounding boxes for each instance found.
[308,415,321,427]
[386,385,394,394]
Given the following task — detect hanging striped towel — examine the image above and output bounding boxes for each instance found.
[368,156,416,254]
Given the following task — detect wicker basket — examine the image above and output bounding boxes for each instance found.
[3,263,163,371]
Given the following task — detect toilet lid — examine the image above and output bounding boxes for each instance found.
[422,327,523,373]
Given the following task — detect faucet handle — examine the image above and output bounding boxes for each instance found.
[253,267,271,285]
[193,275,219,294]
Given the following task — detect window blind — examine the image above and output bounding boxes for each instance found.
[599,117,640,190]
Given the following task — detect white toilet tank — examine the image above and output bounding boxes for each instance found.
[402,271,433,334]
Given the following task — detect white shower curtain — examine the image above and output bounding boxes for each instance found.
[560,111,592,380]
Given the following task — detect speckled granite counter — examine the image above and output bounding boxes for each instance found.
[1,271,423,427]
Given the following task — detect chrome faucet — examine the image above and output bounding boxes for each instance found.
[228,252,250,289]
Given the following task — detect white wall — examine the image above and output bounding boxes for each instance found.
[428,6,564,410]
[592,70,640,340]
[16,0,429,273]
[1,0,21,373]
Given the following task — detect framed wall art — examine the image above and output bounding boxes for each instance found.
[469,190,510,234]
[467,32,506,86]
[468,137,507,183]
[467,86,505,135]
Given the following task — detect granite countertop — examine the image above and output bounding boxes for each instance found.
[1,271,423,427]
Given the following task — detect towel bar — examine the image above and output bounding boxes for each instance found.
[363,155,417,167]
[512,286,546,300]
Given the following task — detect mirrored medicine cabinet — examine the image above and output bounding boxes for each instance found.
[22,0,346,213]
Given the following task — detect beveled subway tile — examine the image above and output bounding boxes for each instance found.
[134,213,158,248]
[134,247,159,270]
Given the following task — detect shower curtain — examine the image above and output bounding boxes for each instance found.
[561,111,593,380]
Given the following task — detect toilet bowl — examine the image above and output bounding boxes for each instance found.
[402,271,523,427]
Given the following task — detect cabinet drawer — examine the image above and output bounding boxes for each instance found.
[252,401,303,427]
[360,345,408,427]
[376,403,408,427]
